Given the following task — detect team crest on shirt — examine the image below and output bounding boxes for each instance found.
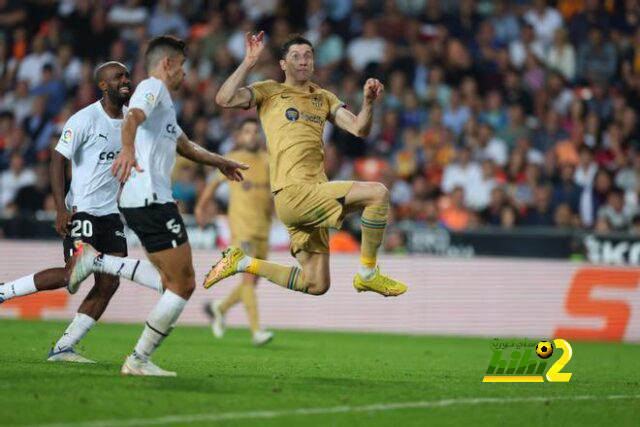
[285,107,299,122]
[62,129,72,143]
[144,93,155,104]
[311,95,323,109]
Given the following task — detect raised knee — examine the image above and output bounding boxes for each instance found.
[371,182,389,204]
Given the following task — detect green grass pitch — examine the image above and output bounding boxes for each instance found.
[0,319,638,426]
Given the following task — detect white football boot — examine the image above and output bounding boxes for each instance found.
[47,347,96,363]
[66,242,99,294]
[252,330,274,346]
[204,300,225,338]
[121,354,177,377]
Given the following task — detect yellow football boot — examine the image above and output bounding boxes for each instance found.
[353,267,407,296]
[203,246,245,289]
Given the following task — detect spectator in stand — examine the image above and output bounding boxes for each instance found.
[31,63,65,116]
[149,0,189,39]
[441,146,481,195]
[0,151,35,209]
[580,168,614,227]
[498,103,531,149]
[346,19,386,72]
[577,25,617,84]
[553,164,583,212]
[16,34,56,89]
[440,186,471,231]
[523,183,555,226]
[509,23,544,70]
[22,94,55,162]
[524,0,564,48]
[575,145,599,188]
[597,187,635,231]
[546,28,576,82]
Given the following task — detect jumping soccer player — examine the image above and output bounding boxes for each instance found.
[195,118,274,346]
[0,62,163,363]
[67,35,247,376]
[204,32,407,297]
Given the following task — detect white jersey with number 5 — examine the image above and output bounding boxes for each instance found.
[54,100,126,216]
[119,77,183,208]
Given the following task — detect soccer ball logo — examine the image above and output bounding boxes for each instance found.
[536,341,553,359]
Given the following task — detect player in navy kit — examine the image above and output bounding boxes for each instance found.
[0,62,163,363]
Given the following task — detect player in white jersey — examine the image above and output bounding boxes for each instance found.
[0,62,163,363]
[66,35,248,377]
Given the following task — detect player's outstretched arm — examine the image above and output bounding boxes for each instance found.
[176,134,248,182]
[332,78,384,138]
[112,108,145,183]
[215,31,265,109]
[50,151,70,236]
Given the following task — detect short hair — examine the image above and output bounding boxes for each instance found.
[145,35,186,70]
[238,117,259,129]
[93,61,128,84]
[280,34,314,59]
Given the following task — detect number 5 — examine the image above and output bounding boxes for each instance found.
[166,219,181,234]
[546,339,573,382]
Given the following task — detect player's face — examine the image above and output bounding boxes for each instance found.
[167,53,186,91]
[238,122,261,151]
[281,44,314,83]
[104,65,132,104]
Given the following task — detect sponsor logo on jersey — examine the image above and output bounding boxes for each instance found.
[98,150,120,163]
[62,129,72,143]
[300,111,324,125]
[144,93,155,104]
[285,107,299,122]
[166,124,177,135]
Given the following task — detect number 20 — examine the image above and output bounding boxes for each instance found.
[70,220,93,238]
[546,339,573,382]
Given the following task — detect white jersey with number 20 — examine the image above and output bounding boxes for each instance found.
[54,100,126,216]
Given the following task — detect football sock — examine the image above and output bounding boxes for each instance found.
[53,313,96,351]
[242,257,308,293]
[94,255,163,293]
[0,274,37,300]
[360,203,389,279]
[219,283,243,314]
[241,282,259,333]
[133,290,186,361]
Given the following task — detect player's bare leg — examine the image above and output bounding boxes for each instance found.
[343,182,407,296]
[49,267,122,364]
[0,268,68,303]
[121,243,195,377]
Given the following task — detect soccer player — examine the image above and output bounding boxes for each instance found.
[195,118,274,346]
[0,62,163,362]
[67,35,248,377]
[204,32,407,297]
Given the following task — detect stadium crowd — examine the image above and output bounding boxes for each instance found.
[1,0,640,247]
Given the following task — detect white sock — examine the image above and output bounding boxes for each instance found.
[359,265,376,280]
[133,290,187,361]
[53,313,96,352]
[94,255,163,293]
[0,274,37,300]
[237,255,253,272]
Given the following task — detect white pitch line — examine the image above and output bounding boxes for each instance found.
[29,394,640,427]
